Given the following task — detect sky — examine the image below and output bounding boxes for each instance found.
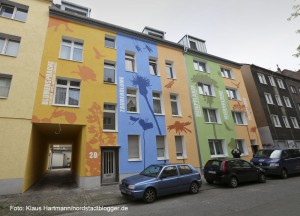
[68,0,300,71]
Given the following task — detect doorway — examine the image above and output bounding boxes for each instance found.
[101,147,119,184]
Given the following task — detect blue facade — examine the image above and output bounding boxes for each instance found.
[116,33,167,174]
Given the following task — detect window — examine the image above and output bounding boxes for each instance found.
[175,136,186,159]
[283,97,292,107]
[104,62,115,83]
[149,58,158,75]
[290,85,297,94]
[226,88,239,100]
[103,104,116,131]
[156,136,167,159]
[198,82,214,96]
[178,165,193,175]
[60,38,83,61]
[0,74,12,98]
[153,92,163,114]
[209,140,225,157]
[236,140,248,155]
[166,62,175,79]
[125,52,135,72]
[193,60,207,72]
[282,116,291,128]
[271,115,281,127]
[0,33,20,56]
[128,135,141,161]
[54,78,80,106]
[127,88,138,112]
[160,166,178,178]
[0,2,28,21]
[258,73,267,84]
[264,93,274,104]
[189,40,197,50]
[105,35,115,48]
[61,1,90,17]
[277,79,285,89]
[275,95,283,106]
[170,94,181,116]
[221,68,233,79]
[232,111,247,125]
[203,108,219,123]
[268,76,276,87]
[291,117,300,129]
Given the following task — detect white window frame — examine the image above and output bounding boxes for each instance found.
[53,78,81,107]
[264,93,274,104]
[275,95,283,106]
[0,73,12,98]
[156,136,168,160]
[103,103,117,132]
[175,136,186,159]
[104,61,116,84]
[277,79,285,89]
[170,93,181,116]
[232,111,247,125]
[236,139,248,156]
[128,135,141,161]
[125,51,135,72]
[149,57,159,76]
[193,60,208,73]
[153,91,164,115]
[203,108,221,124]
[59,37,83,62]
[226,88,239,100]
[221,68,233,79]
[283,96,292,108]
[258,73,267,84]
[166,61,176,79]
[126,88,139,113]
[268,76,276,87]
[104,35,116,49]
[0,37,20,57]
[198,82,215,96]
[209,139,227,158]
[271,115,281,127]
[282,116,291,128]
[0,3,28,22]
[290,85,297,94]
[290,117,300,129]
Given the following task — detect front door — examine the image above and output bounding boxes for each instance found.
[102,150,116,184]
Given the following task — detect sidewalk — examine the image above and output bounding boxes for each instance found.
[0,170,215,216]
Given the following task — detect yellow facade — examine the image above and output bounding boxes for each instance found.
[0,0,50,195]
[28,16,118,190]
[158,45,200,168]
[223,65,262,160]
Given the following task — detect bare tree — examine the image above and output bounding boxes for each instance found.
[288,2,300,57]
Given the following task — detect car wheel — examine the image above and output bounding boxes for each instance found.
[189,182,199,194]
[281,169,288,179]
[228,177,238,188]
[143,188,156,203]
[206,179,213,184]
[258,173,266,183]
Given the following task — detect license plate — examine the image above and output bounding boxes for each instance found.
[208,171,216,174]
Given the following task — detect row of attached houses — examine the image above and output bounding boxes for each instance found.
[0,0,299,195]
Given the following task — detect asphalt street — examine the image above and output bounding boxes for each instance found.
[62,174,300,216]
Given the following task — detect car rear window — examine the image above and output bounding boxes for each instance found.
[205,160,222,170]
[178,165,193,175]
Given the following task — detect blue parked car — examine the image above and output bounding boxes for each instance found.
[250,148,300,179]
[119,164,202,203]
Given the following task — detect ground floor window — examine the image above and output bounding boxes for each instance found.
[209,139,226,157]
[128,135,140,161]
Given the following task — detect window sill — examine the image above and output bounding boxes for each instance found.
[235,124,248,126]
[157,158,169,161]
[125,70,137,73]
[105,46,116,50]
[0,96,8,99]
[166,77,177,80]
[0,15,26,23]
[0,53,17,58]
[150,73,160,77]
[200,94,216,97]
[58,57,83,63]
[241,153,249,157]
[204,122,222,125]
[127,111,139,114]
[172,114,183,118]
[103,130,118,133]
[176,156,187,160]
[154,113,165,116]
[211,155,227,158]
[195,70,210,74]
[222,77,235,80]
[228,98,241,101]
[52,104,80,108]
[128,159,142,162]
[104,81,117,85]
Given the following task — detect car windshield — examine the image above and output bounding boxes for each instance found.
[254,150,282,159]
[140,165,163,177]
